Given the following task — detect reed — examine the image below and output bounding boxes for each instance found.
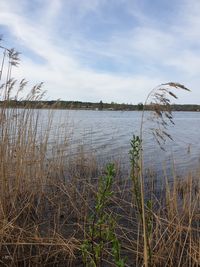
[0,40,199,266]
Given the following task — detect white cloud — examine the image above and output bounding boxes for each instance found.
[0,0,199,103]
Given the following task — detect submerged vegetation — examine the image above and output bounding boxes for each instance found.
[0,41,200,266]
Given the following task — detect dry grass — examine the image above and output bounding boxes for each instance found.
[0,43,199,266]
[0,99,199,266]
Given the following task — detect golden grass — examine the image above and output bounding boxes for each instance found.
[0,47,199,266]
[0,99,199,266]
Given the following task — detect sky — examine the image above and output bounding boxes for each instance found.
[0,0,199,104]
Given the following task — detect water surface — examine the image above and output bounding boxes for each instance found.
[39,110,200,177]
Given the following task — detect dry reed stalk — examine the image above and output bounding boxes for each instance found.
[136,82,191,267]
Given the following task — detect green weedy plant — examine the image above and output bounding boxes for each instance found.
[129,135,142,214]
[81,163,125,267]
[129,135,153,265]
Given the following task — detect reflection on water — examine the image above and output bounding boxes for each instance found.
[38,109,200,176]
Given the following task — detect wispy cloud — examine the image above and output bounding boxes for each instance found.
[0,0,199,103]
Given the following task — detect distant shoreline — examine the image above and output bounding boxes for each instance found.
[1,100,200,112]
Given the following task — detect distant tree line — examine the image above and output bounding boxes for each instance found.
[0,100,199,111]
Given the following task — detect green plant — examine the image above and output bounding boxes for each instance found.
[129,134,153,265]
[81,163,125,267]
[129,135,142,214]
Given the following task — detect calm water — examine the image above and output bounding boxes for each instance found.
[39,110,200,176]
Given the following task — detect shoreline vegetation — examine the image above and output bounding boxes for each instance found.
[2,100,200,111]
[0,43,200,266]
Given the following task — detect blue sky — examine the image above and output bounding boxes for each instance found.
[0,0,199,103]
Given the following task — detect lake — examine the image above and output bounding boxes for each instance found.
[39,109,200,177]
